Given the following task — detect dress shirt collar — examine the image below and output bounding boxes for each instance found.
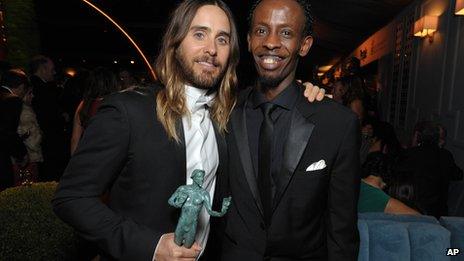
[251,81,299,110]
[185,85,216,113]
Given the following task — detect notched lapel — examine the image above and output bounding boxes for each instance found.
[213,121,227,175]
[273,98,316,211]
[212,122,227,209]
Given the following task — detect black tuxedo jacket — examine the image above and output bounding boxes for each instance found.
[53,85,228,260]
[222,86,360,261]
[31,75,67,181]
[30,75,63,135]
[399,145,463,217]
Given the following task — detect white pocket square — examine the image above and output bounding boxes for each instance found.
[305,160,327,172]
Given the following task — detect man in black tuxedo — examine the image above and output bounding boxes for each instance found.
[53,1,239,260]
[222,0,360,260]
[0,69,29,190]
[29,55,67,181]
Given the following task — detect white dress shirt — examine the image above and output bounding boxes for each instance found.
[182,85,219,254]
[153,85,219,260]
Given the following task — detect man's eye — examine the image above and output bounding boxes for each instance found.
[282,30,292,37]
[194,32,205,39]
[256,28,266,35]
[217,37,229,45]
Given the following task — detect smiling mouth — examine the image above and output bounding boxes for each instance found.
[256,54,285,71]
[260,55,283,64]
[196,61,217,67]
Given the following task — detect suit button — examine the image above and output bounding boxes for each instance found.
[260,222,265,230]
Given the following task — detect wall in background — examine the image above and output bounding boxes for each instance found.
[350,0,464,168]
[407,0,464,168]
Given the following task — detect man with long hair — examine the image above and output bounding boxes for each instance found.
[53,1,238,260]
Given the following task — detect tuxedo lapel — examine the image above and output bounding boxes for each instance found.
[174,120,187,180]
[213,122,227,177]
[212,121,228,209]
[273,95,316,211]
[231,89,264,217]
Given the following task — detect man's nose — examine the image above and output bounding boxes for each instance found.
[204,39,217,56]
[263,33,281,50]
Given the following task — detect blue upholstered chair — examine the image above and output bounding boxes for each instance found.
[358,213,452,261]
[358,218,411,261]
[358,219,370,261]
[440,216,464,261]
[359,212,438,224]
[406,222,450,261]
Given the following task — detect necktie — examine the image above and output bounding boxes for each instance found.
[185,92,215,190]
[258,102,276,228]
[185,100,214,246]
[188,99,212,187]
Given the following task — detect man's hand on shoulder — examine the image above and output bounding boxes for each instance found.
[301,82,326,102]
[154,233,201,261]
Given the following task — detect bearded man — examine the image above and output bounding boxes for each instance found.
[53,1,238,260]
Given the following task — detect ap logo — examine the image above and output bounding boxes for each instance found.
[446,248,460,256]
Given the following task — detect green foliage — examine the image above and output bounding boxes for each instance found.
[3,0,41,69]
[0,182,77,260]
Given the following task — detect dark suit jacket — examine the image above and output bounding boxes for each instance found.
[399,145,463,217]
[53,85,228,260]
[222,86,360,261]
[31,75,67,180]
[31,75,63,136]
[0,89,26,190]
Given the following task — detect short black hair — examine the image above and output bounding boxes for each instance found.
[414,121,439,146]
[248,0,314,37]
[361,152,393,180]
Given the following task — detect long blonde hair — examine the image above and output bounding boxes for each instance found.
[154,0,239,142]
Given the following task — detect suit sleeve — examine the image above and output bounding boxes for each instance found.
[327,114,360,261]
[442,149,463,181]
[52,97,161,260]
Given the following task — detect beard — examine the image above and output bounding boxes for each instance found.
[175,50,225,89]
[257,73,285,92]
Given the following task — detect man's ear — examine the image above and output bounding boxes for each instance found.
[299,36,313,57]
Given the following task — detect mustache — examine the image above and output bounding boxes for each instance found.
[257,52,284,58]
[194,56,220,67]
